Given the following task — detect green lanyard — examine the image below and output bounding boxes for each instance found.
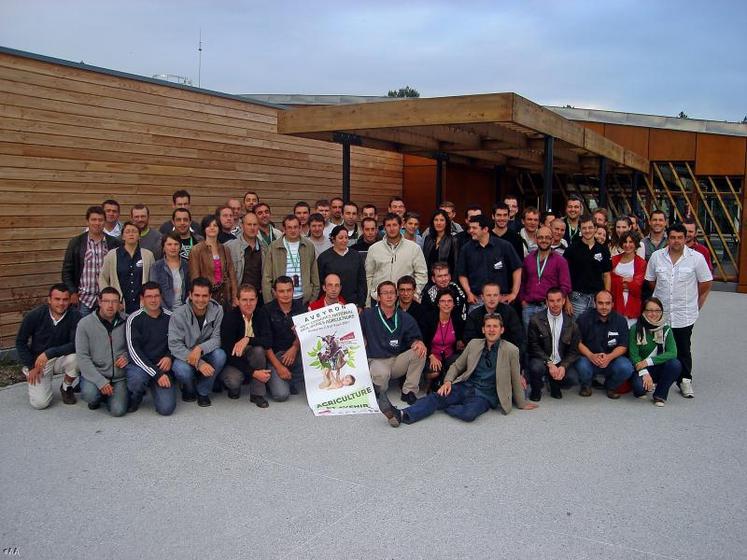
[536,251,549,284]
[284,240,300,269]
[377,306,399,334]
[261,228,274,245]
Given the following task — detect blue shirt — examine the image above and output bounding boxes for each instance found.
[464,340,499,408]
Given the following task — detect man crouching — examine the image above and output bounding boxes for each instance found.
[389,313,537,425]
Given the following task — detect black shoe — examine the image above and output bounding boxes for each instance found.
[579,386,592,397]
[529,388,542,402]
[606,389,621,400]
[60,386,77,405]
[212,379,224,394]
[401,391,417,405]
[549,385,563,399]
[197,395,211,407]
[250,395,269,408]
[289,384,299,395]
[127,397,142,413]
[227,389,241,400]
[181,389,197,402]
[382,406,402,427]
[87,400,101,410]
[72,383,81,394]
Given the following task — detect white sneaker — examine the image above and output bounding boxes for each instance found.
[680,379,694,398]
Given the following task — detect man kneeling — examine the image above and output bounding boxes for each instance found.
[392,314,537,425]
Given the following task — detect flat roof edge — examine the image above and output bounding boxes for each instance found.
[0,45,286,111]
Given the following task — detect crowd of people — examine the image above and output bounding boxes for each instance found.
[16,189,713,427]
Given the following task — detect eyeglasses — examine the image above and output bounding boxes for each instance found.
[643,307,662,313]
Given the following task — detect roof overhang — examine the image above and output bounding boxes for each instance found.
[277,92,649,174]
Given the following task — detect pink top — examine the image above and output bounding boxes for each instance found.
[431,318,456,360]
[212,255,223,285]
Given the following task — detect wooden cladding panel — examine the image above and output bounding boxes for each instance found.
[695,135,747,176]
[603,124,650,160]
[0,52,403,347]
[445,165,494,217]
[647,129,697,161]
[403,156,437,220]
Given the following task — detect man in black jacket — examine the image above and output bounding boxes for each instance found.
[16,284,80,409]
[463,283,525,359]
[420,262,468,322]
[220,284,271,408]
[125,282,176,415]
[61,206,121,316]
[526,287,581,401]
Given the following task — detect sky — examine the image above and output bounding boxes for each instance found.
[2,0,746,121]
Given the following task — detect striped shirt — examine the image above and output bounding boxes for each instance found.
[79,237,107,308]
[284,240,303,299]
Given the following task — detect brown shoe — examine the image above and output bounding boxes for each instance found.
[606,389,621,400]
[60,385,76,405]
[579,386,592,397]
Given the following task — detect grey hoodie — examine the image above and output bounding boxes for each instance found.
[75,312,128,389]
[168,299,223,368]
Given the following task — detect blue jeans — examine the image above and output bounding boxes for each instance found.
[172,349,227,397]
[402,383,491,423]
[522,302,546,332]
[78,301,95,317]
[569,291,594,318]
[629,359,681,401]
[125,364,177,416]
[573,356,634,391]
[267,349,303,402]
[80,377,128,417]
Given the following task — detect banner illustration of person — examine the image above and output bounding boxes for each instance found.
[293,303,380,416]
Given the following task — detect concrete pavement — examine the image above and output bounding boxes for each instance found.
[1,291,745,559]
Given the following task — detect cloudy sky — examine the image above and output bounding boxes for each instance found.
[2,0,745,121]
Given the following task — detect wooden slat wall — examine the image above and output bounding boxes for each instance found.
[0,51,403,348]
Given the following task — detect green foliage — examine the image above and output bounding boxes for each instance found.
[677,111,689,119]
[387,86,420,98]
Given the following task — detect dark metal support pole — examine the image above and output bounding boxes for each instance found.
[341,140,351,202]
[494,165,505,204]
[599,157,608,209]
[543,136,554,211]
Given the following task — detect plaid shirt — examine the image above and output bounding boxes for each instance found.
[79,237,107,308]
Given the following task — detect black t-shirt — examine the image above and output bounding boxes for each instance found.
[179,236,198,261]
[563,239,611,294]
[456,237,522,296]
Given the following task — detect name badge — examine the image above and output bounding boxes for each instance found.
[608,331,619,336]
[494,260,504,270]
[608,338,617,346]
[593,253,603,262]
[389,339,399,348]
[136,259,144,268]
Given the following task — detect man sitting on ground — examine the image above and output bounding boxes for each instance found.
[125,282,176,416]
[76,287,129,416]
[168,277,226,407]
[16,283,80,409]
[220,284,271,408]
[390,313,537,425]
[574,290,636,399]
[526,288,581,401]
[361,281,427,406]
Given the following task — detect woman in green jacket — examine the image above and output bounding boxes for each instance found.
[628,297,681,407]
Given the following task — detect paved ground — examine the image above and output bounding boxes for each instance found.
[1,292,745,560]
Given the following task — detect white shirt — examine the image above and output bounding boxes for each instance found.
[645,246,712,328]
[547,310,563,364]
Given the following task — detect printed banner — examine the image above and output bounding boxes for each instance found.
[293,303,380,416]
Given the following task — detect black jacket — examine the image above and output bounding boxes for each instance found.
[421,233,458,276]
[61,232,121,293]
[221,306,264,371]
[15,304,80,368]
[463,303,525,358]
[527,311,581,370]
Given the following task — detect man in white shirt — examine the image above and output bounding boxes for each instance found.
[645,223,712,398]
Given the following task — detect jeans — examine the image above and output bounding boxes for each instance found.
[172,348,227,397]
[569,291,595,318]
[402,383,491,423]
[78,301,95,317]
[267,349,304,402]
[672,325,694,382]
[23,354,78,410]
[80,376,128,417]
[573,356,634,391]
[629,359,682,401]
[219,346,268,396]
[125,364,177,416]
[522,302,546,332]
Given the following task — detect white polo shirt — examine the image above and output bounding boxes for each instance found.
[645,246,712,328]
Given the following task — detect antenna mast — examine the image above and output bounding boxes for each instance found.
[198,29,203,88]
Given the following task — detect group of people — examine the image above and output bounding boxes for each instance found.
[16,189,713,427]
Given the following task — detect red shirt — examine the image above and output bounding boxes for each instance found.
[308,294,347,311]
[690,242,713,271]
